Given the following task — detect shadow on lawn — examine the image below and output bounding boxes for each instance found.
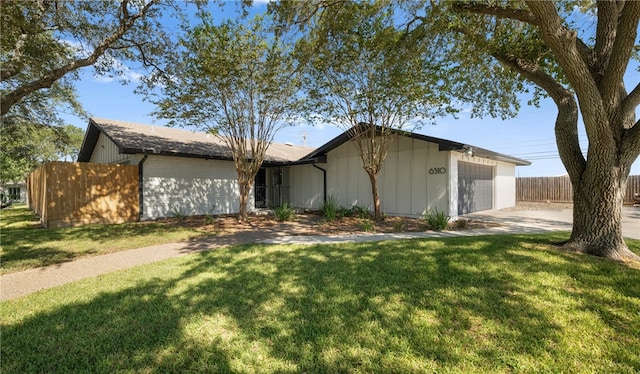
[0,206,195,272]
[2,235,639,372]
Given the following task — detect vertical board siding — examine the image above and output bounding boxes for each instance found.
[27,162,139,228]
[516,175,640,204]
[141,155,239,220]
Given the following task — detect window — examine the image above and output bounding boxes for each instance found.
[8,187,20,200]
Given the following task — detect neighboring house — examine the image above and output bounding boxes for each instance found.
[1,181,27,203]
[78,117,530,220]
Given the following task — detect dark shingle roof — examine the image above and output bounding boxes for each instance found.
[78,118,530,167]
[78,118,315,164]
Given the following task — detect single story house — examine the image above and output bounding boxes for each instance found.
[78,117,530,220]
[1,181,27,203]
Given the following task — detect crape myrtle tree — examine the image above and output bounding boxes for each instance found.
[143,15,302,221]
[403,0,639,262]
[284,1,454,221]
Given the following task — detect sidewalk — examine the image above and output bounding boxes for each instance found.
[1,223,560,301]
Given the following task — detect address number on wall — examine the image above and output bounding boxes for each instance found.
[429,167,447,174]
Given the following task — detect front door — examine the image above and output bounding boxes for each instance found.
[254,168,267,208]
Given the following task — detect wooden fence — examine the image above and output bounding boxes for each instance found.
[27,162,139,228]
[516,175,640,204]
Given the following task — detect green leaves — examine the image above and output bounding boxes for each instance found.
[150,14,301,135]
[144,12,303,220]
[0,120,84,182]
[297,1,451,131]
[1,0,188,117]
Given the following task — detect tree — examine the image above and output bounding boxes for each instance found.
[144,15,302,221]
[274,0,640,262]
[0,0,185,117]
[0,119,84,182]
[292,1,453,221]
[404,1,639,262]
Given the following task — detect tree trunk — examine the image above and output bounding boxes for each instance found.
[564,162,639,262]
[237,177,253,222]
[367,170,383,221]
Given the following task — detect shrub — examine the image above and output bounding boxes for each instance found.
[393,219,405,232]
[423,208,450,231]
[350,205,371,219]
[171,207,187,224]
[275,203,295,221]
[205,214,215,225]
[321,196,338,221]
[451,218,469,230]
[337,206,352,218]
[360,219,375,232]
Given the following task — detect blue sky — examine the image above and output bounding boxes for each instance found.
[62,1,639,177]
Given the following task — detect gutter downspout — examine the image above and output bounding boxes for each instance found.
[312,161,327,203]
[138,154,148,221]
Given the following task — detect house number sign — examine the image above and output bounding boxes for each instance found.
[429,167,447,174]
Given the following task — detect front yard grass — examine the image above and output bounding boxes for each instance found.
[2,234,639,373]
[0,205,213,274]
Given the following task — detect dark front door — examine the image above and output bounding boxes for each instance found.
[255,168,267,208]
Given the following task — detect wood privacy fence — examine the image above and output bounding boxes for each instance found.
[516,175,640,204]
[27,162,139,228]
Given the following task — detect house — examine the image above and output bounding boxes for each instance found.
[77,117,530,220]
[1,181,27,204]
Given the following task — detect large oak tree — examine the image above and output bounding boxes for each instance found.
[412,0,640,262]
[1,0,191,181]
[0,0,186,117]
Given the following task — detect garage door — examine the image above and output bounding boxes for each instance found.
[458,162,493,215]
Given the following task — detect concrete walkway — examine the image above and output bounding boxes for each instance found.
[464,206,640,240]
[2,207,638,301]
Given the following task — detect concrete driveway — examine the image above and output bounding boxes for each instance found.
[464,206,640,240]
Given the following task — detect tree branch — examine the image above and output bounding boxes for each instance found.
[600,1,640,104]
[452,1,594,76]
[452,2,538,25]
[494,52,586,179]
[526,1,611,142]
[593,0,618,80]
[621,117,640,168]
[620,82,640,120]
[0,0,161,115]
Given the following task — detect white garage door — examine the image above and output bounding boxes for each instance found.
[458,162,493,215]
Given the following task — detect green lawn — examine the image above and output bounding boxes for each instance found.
[0,205,213,274]
[2,234,639,373]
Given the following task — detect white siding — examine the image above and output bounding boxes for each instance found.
[326,141,372,209]
[89,134,134,164]
[288,164,324,209]
[495,162,516,210]
[323,137,450,217]
[141,155,242,220]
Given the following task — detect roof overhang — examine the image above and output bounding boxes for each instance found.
[300,124,531,166]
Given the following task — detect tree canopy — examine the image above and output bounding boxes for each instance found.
[0,120,84,182]
[0,0,187,119]
[144,14,302,220]
[285,1,455,220]
[272,0,640,261]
